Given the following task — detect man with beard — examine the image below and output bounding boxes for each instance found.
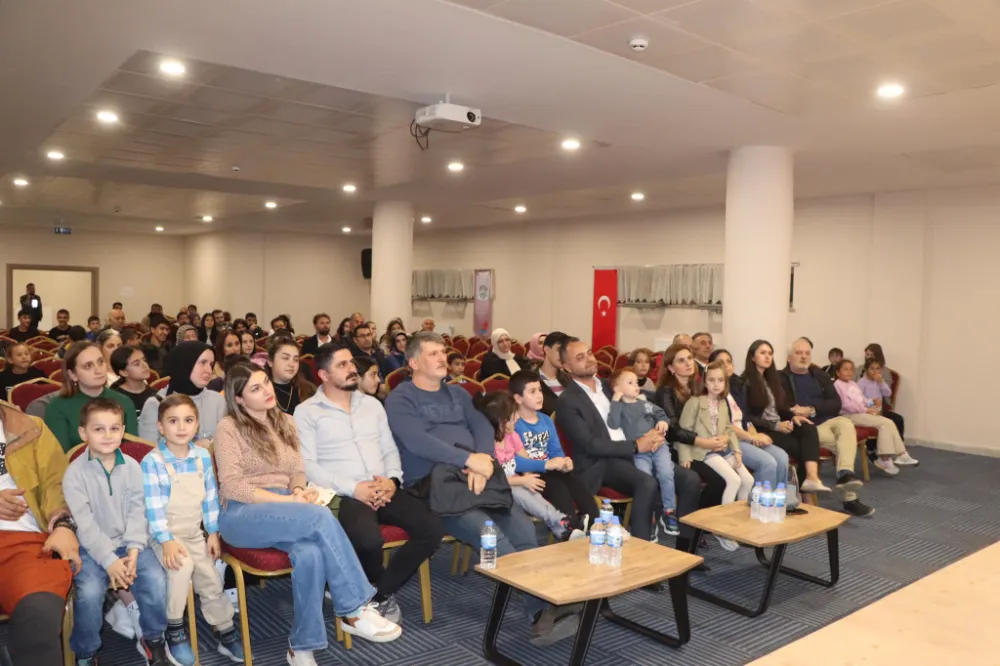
[301,313,334,355]
[349,321,389,376]
[294,342,443,624]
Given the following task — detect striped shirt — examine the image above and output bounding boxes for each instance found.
[140,440,220,544]
[540,371,564,396]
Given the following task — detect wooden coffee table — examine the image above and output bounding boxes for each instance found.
[680,503,848,618]
[475,538,703,666]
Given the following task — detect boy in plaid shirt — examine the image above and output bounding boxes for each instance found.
[141,394,243,665]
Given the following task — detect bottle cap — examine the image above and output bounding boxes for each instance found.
[777,483,786,488]
[754,481,762,486]
[484,520,494,527]
[603,499,611,504]
[611,516,621,524]
[764,481,772,488]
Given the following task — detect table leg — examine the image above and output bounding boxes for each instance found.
[482,582,521,666]
[685,529,788,618]
[567,599,603,666]
[755,529,840,588]
[599,573,692,647]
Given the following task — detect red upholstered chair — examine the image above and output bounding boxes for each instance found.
[468,340,488,358]
[598,345,618,361]
[481,374,509,393]
[30,348,53,363]
[442,335,452,346]
[614,354,631,370]
[595,350,614,366]
[553,416,633,529]
[30,338,59,352]
[453,338,470,355]
[49,369,64,383]
[150,376,170,391]
[449,378,484,399]
[8,378,60,411]
[468,335,483,344]
[385,367,409,393]
[148,369,160,382]
[31,358,63,377]
[510,343,525,357]
[299,354,316,380]
[463,359,481,380]
[597,362,612,379]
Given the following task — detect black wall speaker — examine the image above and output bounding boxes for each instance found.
[361,248,372,279]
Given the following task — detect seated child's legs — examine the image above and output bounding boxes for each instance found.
[733,458,755,501]
[70,549,112,657]
[633,451,654,477]
[131,547,169,641]
[185,534,234,630]
[702,454,743,505]
[511,485,566,537]
[649,446,676,512]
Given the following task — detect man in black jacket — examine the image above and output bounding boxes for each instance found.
[18,283,42,329]
[350,321,389,376]
[782,338,874,518]
[556,338,673,543]
[301,313,334,356]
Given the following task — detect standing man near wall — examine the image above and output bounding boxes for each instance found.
[18,284,42,330]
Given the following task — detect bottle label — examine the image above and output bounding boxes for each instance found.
[606,531,622,548]
[775,497,786,508]
[590,531,606,546]
[481,534,497,549]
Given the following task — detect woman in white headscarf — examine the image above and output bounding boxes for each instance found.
[479,328,527,379]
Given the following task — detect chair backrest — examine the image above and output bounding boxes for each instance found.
[468,340,489,357]
[147,369,160,382]
[598,345,618,359]
[29,349,52,363]
[450,378,484,399]
[453,339,470,355]
[68,436,154,464]
[30,338,59,351]
[597,362,612,379]
[463,359,481,380]
[614,354,631,370]
[49,369,64,383]
[8,379,60,412]
[300,355,317,380]
[481,374,510,393]
[510,343,526,357]
[386,367,409,392]
[595,350,614,366]
[150,376,170,391]
[31,358,62,377]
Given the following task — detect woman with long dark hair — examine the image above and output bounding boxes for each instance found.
[741,340,828,492]
[198,313,219,345]
[267,339,316,415]
[214,365,401,663]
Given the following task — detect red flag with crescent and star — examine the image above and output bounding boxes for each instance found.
[592,269,618,350]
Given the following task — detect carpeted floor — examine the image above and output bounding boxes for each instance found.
[5,445,1000,666]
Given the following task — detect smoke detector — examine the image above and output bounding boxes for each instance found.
[629,37,649,51]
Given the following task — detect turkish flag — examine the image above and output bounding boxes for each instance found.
[592,269,618,350]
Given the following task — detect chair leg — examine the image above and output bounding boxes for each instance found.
[860,450,870,482]
[418,559,432,624]
[622,501,633,531]
[547,532,555,545]
[187,583,199,666]
[461,545,472,574]
[335,617,352,650]
[382,549,391,569]
[228,558,253,666]
[450,542,462,575]
[804,493,819,506]
[62,596,74,666]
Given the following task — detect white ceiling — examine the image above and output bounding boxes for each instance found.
[3,0,1000,236]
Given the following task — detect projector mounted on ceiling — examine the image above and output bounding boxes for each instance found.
[414,102,482,130]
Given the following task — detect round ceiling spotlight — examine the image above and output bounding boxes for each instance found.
[201,215,213,222]
[447,161,465,172]
[514,205,527,214]
[342,183,357,193]
[155,226,165,232]
[561,138,581,151]
[13,178,29,188]
[876,82,905,99]
[46,150,65,161]
[421,216,432,223]
[159,59,186,77]
[265,201,277,209]
[341,226,352,233]
[631,192,645,201]
[96,110,119,124]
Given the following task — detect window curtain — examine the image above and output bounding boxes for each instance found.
[616,264,723,306]
[412,269,476,300]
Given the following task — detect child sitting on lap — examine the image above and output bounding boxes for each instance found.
[140,394,244,665]
[477,391,586,541]
[607,368,679,538]
[62,398,171,666]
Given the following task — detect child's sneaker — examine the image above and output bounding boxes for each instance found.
[895,452,919,466]
[105,599,134,639]
[286,649,318,666]
[165,623,196,666]
[659,510,680,537]
[215,626,245,663]
[874,458,899,476]
[126,601,143,646]
[141,637,172,666]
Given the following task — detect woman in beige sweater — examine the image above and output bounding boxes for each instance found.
[215,365,401,666]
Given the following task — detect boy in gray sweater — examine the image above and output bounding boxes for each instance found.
[607,369,678,537]
[62,398,170,666]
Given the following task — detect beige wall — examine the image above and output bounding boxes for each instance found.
[1,227,186,328]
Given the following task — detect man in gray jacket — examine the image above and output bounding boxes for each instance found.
[295,342,444,624]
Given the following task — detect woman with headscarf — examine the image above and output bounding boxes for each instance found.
[138,341,227,443]
[175,324,199,345]
[525,333,547,369]
[479,328,528,379]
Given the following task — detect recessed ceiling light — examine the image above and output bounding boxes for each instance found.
[342,183,357,193]
[159,59,186,77]
[447,161,464,172]
[265,201,277,209]
[420,215,432,223]
[514,205,527,214]
[876,82,905,99]
[201,215,213,222]
[631,192,645,201]
[96,110,119,124]
[342,226,351,233]
[561,138,581,151]
[155,226,164,232]
[13,178,29,188]
[46,150,65,161]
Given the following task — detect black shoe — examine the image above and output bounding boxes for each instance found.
[836,472,863,490]
[843,499,875,518]
[142,638,171,666]
[642,582,664,592]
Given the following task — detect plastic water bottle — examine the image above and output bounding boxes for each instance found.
[599,499,614,525]
[589,519,606,565]
[750,481,762,520]
[606,517,623,569]
[774,483,787,524]
[480,520,498,570]
[760,482,775,524]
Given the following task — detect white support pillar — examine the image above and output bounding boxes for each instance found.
[370,201,414,330]
[723,146,794,372]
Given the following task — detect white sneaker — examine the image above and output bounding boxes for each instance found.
[800,479,832,493]
[874,458,900,476]
[895,452,919,466]
[568,529,587,541]
[104,600,134,639]
[341,604,403,643]
[715,535,740,552]
[126,602,142,643]
[286,648,318,666]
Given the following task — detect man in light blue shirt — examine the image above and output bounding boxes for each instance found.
[294,342,443,624]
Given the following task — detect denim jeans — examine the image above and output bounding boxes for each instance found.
[440,503,546,620]
[511,486,565,536]
[739,442,789,488]
[71,546,167,657]
[634,446,676,512]
[219,493,375,652]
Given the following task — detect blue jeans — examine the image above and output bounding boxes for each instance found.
[440,503,546,621]
[71,546,167,657]
[219,494,375,652]
[634,447,676,512]
[739,443,789,488]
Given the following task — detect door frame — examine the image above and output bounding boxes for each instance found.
[6,264,100,329]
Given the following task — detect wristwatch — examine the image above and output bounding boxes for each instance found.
[53,516,78,533]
